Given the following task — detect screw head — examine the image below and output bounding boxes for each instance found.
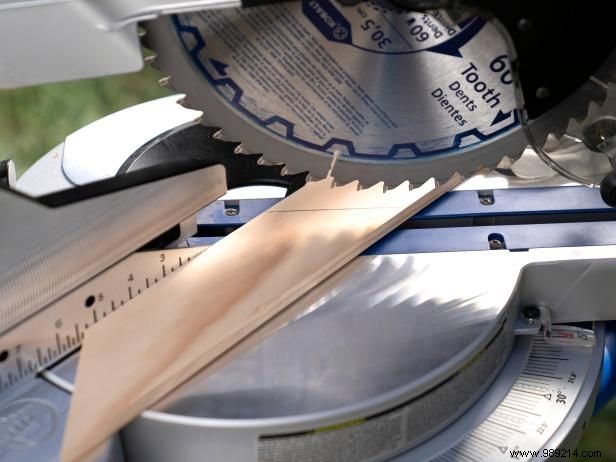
[517,18,532,32]
[522,306,541,321]
[480,197,494,206]
[488,239,503,250]
[224,208,239,216]
[535,87,550,100]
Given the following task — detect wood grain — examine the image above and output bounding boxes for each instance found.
[61,174,462,462]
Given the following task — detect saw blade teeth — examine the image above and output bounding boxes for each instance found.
[256,156,276,166]
[213,129,235,142]
[543,133,562,151]
[565,118,584,137]
[234,144,254,155]
[585,101,603,121]
[146,16,616,190]
[144,54,158,65]
[158,76,172,89]
[175,96,193,110]
[604,83,616,104]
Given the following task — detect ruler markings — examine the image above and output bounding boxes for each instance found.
[527,356,560,364]
[503,393,538,404]
[460,438,492,456]
[523,366,557,375]
[450,444,480,462]
[521,371,562,380]
[514,382,548,392]
[0,247,204,393]
[528,354,568,361]
[524,364,557,373]
[475,421,511,438]
[471,427,507,445]
[501,400,535,413]
[471,434,504,450]
[532,343,563,349]
[488,414,527,430]
[531,346,563,353]
[485,418,526,435]
[518,373,551,384]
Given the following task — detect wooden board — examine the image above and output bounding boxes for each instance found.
[61,174,462,462]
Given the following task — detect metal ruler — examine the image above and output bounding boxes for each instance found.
[0,246,206,393]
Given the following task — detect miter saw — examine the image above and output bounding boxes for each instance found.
[2,1,616,461]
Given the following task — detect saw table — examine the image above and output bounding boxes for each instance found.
[2,97,616,462]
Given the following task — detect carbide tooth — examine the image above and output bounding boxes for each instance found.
[565,118,583,136]
[144,54,157,64]
[256,156,275,166]
[234,144,253,155]
[280,165,301,176]
[213,129,230,141]
[175,96,189,108]
[604,83,616,104]
[543,133,561,151]
[158,76,172,89]
[586,101,602,120]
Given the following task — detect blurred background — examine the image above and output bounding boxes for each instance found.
[2,66,170,176]
[2,67,615,460]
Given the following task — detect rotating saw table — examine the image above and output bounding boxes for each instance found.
[3,97,616,462]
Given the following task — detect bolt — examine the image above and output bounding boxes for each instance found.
[582,116,616,152]
[522,306,541,322]
[535,87,550,100]
[489,239,503,250]
[517,18,532,32]
[224,208,239,216]
[480,197,494,206]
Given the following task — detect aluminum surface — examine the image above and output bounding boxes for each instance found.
[0,165,226,334]
[0,0,242,88]
[61,95,202,186]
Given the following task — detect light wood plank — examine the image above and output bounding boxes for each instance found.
[61,174,462,462]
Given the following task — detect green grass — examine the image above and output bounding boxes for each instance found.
[575,398,616,461]
[2,67,615,461]
[0,66,170,175]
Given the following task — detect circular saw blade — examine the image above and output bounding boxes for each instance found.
[144,2,555,187]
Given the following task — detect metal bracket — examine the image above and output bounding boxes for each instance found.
[514,304,552,340]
